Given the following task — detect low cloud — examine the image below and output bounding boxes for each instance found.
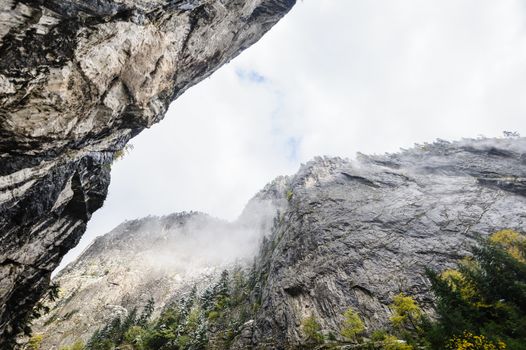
[60,0,526,271]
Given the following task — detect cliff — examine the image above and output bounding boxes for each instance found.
[0,0,295,344]
[247,137,526,348]
[33,180,284,349]
[35,138,526,349]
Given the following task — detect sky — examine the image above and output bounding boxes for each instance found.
[58,0,526,270]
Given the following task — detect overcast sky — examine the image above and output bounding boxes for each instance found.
[59,0,526,270]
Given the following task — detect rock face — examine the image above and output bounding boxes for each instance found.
[248,138,526,348]
[35,138,526,349]
[0,0,295,344]
[33,201,279,349]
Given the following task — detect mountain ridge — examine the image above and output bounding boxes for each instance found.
[34,137,526,349]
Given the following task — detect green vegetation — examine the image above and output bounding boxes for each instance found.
[39,230,526,350]
[86,297,154,350]
[301,315,324,345]
[389,293,422,331]
[422,230,526,350]
[340,307,365,342]
[12,283,60,350]
[59,340,85,350]
[69,267,256,350]
[113,144,134,163]
[294,230,526,350]
[26,334,43,350]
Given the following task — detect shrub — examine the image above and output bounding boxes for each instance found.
[371,330,389,342]
[207,311,220,321]
[448,332,506,350]
[383,335,413,350]
[390,293,422,331]
[489,229,525,263]
[27,334,43,350]
[302,315,324,345]
[59,340,85,350]
[340,307,365,341]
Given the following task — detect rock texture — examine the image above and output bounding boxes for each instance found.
[33,205,276,349]
[247,137,526,348]
[0,0,295,344]
[36,138,526,349]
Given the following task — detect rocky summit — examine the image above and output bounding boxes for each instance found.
[34,138,526,349]
[0,0,296,345]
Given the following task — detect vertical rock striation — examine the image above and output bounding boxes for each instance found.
[0,0,295,344]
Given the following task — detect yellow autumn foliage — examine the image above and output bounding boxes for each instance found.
[489,229,525,263]
[448,332,506,350]
[389,293,422,330]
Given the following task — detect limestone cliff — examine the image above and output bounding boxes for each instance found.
[0,0,295,344]
[35,138,526,349]
[33,181,283,349]
[247,137,526,348]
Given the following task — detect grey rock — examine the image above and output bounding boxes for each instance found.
[33,192,280,349]
[35,137,526,349]
[0,0,295,344]
[248,137,526,348]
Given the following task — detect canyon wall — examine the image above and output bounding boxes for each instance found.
[0,0,295,344]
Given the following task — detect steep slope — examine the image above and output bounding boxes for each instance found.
[247,137,526,348]
[33,184,285,349]
[36,138,526,349]
[0,0,296,343]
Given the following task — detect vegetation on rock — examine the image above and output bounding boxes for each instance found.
[340,307,365,342]
[422,230,526,350]
[51,230,526,350]
[301,315,324,346]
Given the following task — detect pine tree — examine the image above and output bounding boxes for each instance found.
[423,232,526,350]
[138,297,155,327]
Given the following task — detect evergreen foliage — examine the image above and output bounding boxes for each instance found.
[44,230,526,350]
[13,283,60,350]
[423,230,526,350]
[78,268,254,350]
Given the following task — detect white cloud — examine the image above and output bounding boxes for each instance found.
[59,0,526,270]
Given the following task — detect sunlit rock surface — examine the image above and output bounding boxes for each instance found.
[0,0,295,344]
[37,138,526,349]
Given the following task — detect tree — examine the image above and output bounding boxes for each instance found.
[423,230,526,350]
[448,332,506,350]
[489,229,526,263]
[138,297,155,327]
[340,307,365,342]
[123,326,146,350]
[302,315,324,345]
[390,293,422,331]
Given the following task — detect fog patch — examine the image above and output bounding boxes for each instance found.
[97,197,284,282]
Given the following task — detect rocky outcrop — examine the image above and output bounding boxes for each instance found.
[32,206,273,349]
[35,138,526,349]
[0,0,295,344]
[247,137,526,348]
